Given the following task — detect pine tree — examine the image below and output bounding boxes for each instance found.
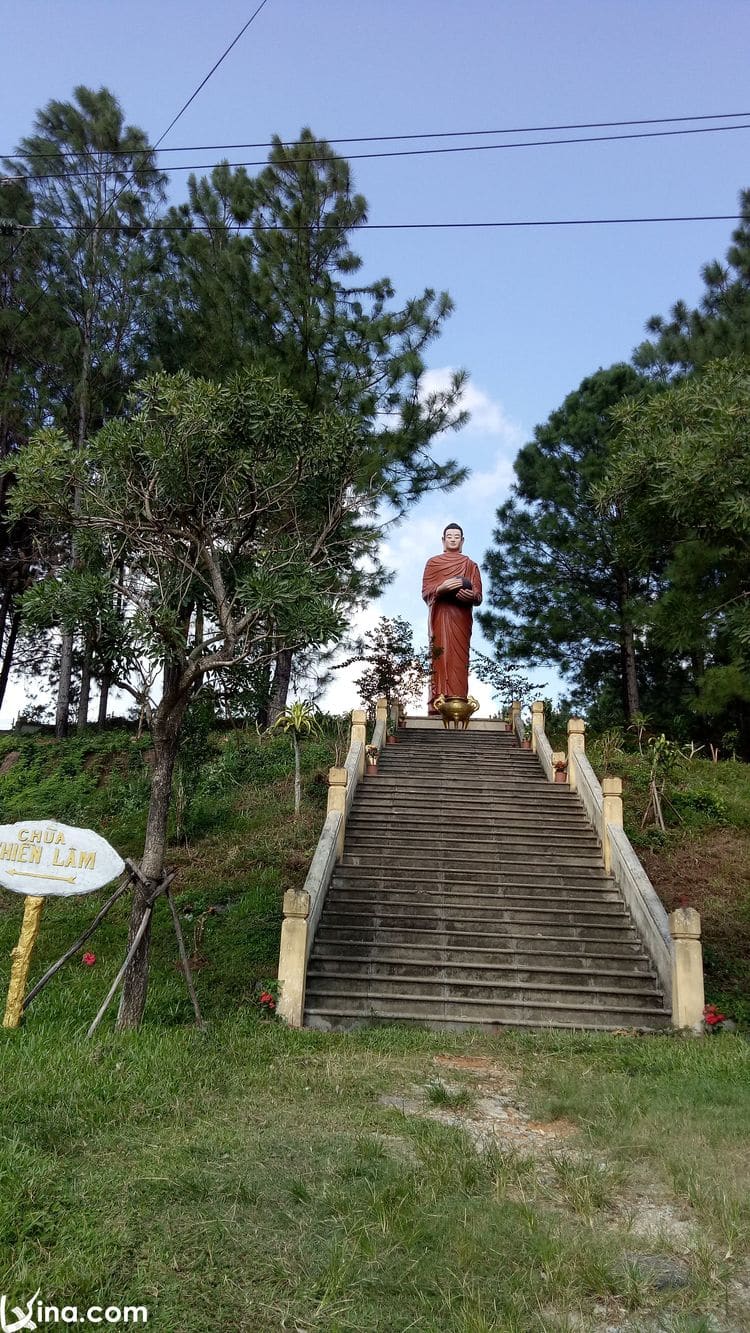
[480,365,659,721]
[4,86,166,734]
[155,132,468,720]
[634,188,750,377]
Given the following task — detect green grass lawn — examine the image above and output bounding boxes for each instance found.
[0,726,749,1330]
[1,1021,749,1331]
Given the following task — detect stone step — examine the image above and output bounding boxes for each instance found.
[355,792,581,809]
[336,865,611,886]
[316,921,640,948]
[322,903,632,930]
[304,973,665,1006]
[308,957,654,990]
[348,810,589,828]
[341,850,604,873]
[343,831,602,853]
[303,992,670,1030]
[312,939,653,971]
[304,1004,671,1033]
[327,885,621,909]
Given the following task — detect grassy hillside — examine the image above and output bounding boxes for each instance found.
[0,726,748,1331]
[0,725,341,1028]
[585,736,750,1027]
[0,722,747,1027]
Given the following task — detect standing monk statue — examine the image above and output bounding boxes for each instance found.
[422,523,483,714]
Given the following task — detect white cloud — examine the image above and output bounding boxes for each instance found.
[420,367,525,447]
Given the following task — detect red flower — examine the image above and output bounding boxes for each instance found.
[703,1003,726,1026]
[82,952,96,966]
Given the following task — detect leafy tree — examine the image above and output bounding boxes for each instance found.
[634,189,750,378]
[155,132,468,719]
[343,615,431,715]
[270,700,322,816]
[602,357,750,750]
[9,369,362,1026]
[480,365,658,722]
[4,86,166,735]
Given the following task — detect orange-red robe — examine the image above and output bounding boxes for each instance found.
[421,553,483,711]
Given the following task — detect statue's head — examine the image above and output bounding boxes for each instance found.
[442,522,464,553]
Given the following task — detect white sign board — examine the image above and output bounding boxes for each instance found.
[0,820,125,898]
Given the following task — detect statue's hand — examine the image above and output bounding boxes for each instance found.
[441,576,464,593]
[455,587,475,602]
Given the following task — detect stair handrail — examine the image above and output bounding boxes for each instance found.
[371,694,388,752]
[277,705,370,1027]
[562,715,703,1024]
[531,700,554,780]
[529,703,702,1023]
[571,749,604,842]
[607,824,673,1001]
[510,698,525,746]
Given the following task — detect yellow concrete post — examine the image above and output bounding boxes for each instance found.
[276,888,311,1028]
[669,907,706,1030]
[389,698,400,732]
[602,776,623,875]
[3,895,44,1029]
[327,766,348,860]
[530,700,544,754]
[567,717,586,792]
[375,696,388,729]
[509,699,521,730]
[351,709,367,780]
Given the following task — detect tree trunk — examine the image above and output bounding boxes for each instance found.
[0,607,20,712]
[97,676,110,728]
[268,646,293,727]
[0,586,12,660]
[77,637,92,731]
[620,619,640,723]
[616,569,640,724]
[116,686,190,1029]
[55,630,74,740]
[293,733,301,816]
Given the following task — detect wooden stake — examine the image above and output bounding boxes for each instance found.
[3,895,45,1029]
[165,888,205,1029]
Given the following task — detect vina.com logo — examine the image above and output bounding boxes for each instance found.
[0,1294,148,1330]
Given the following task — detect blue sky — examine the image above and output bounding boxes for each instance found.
[3,1,750,719]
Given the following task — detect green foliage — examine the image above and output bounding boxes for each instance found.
[345,615,431,713]
[603,357,750,752]
[480,364,658,721]
[634,187,750,378]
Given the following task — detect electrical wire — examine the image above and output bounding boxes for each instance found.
[12,213,743,233]
[5,108,750,160]
[152,0,271,149]
[6,120,750,185]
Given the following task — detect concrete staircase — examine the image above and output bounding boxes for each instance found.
[304,723,671,1032]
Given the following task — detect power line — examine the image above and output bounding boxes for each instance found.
[153,0,271,149]
[4,2,273,342]
[14,213,743,233]
[5,108,750,161]
[6,120,750,187]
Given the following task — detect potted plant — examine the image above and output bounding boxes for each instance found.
[386,717,398,745]
[365,744,379,776]
[554,756,568,784]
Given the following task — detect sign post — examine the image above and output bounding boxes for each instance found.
[0,820,125,1029]
[3,896,45,1028]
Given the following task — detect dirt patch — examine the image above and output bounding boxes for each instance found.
[381,1055,580,1156]
[640,828,750,1006]
[0,749,20,776]
[639,828,750,917]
